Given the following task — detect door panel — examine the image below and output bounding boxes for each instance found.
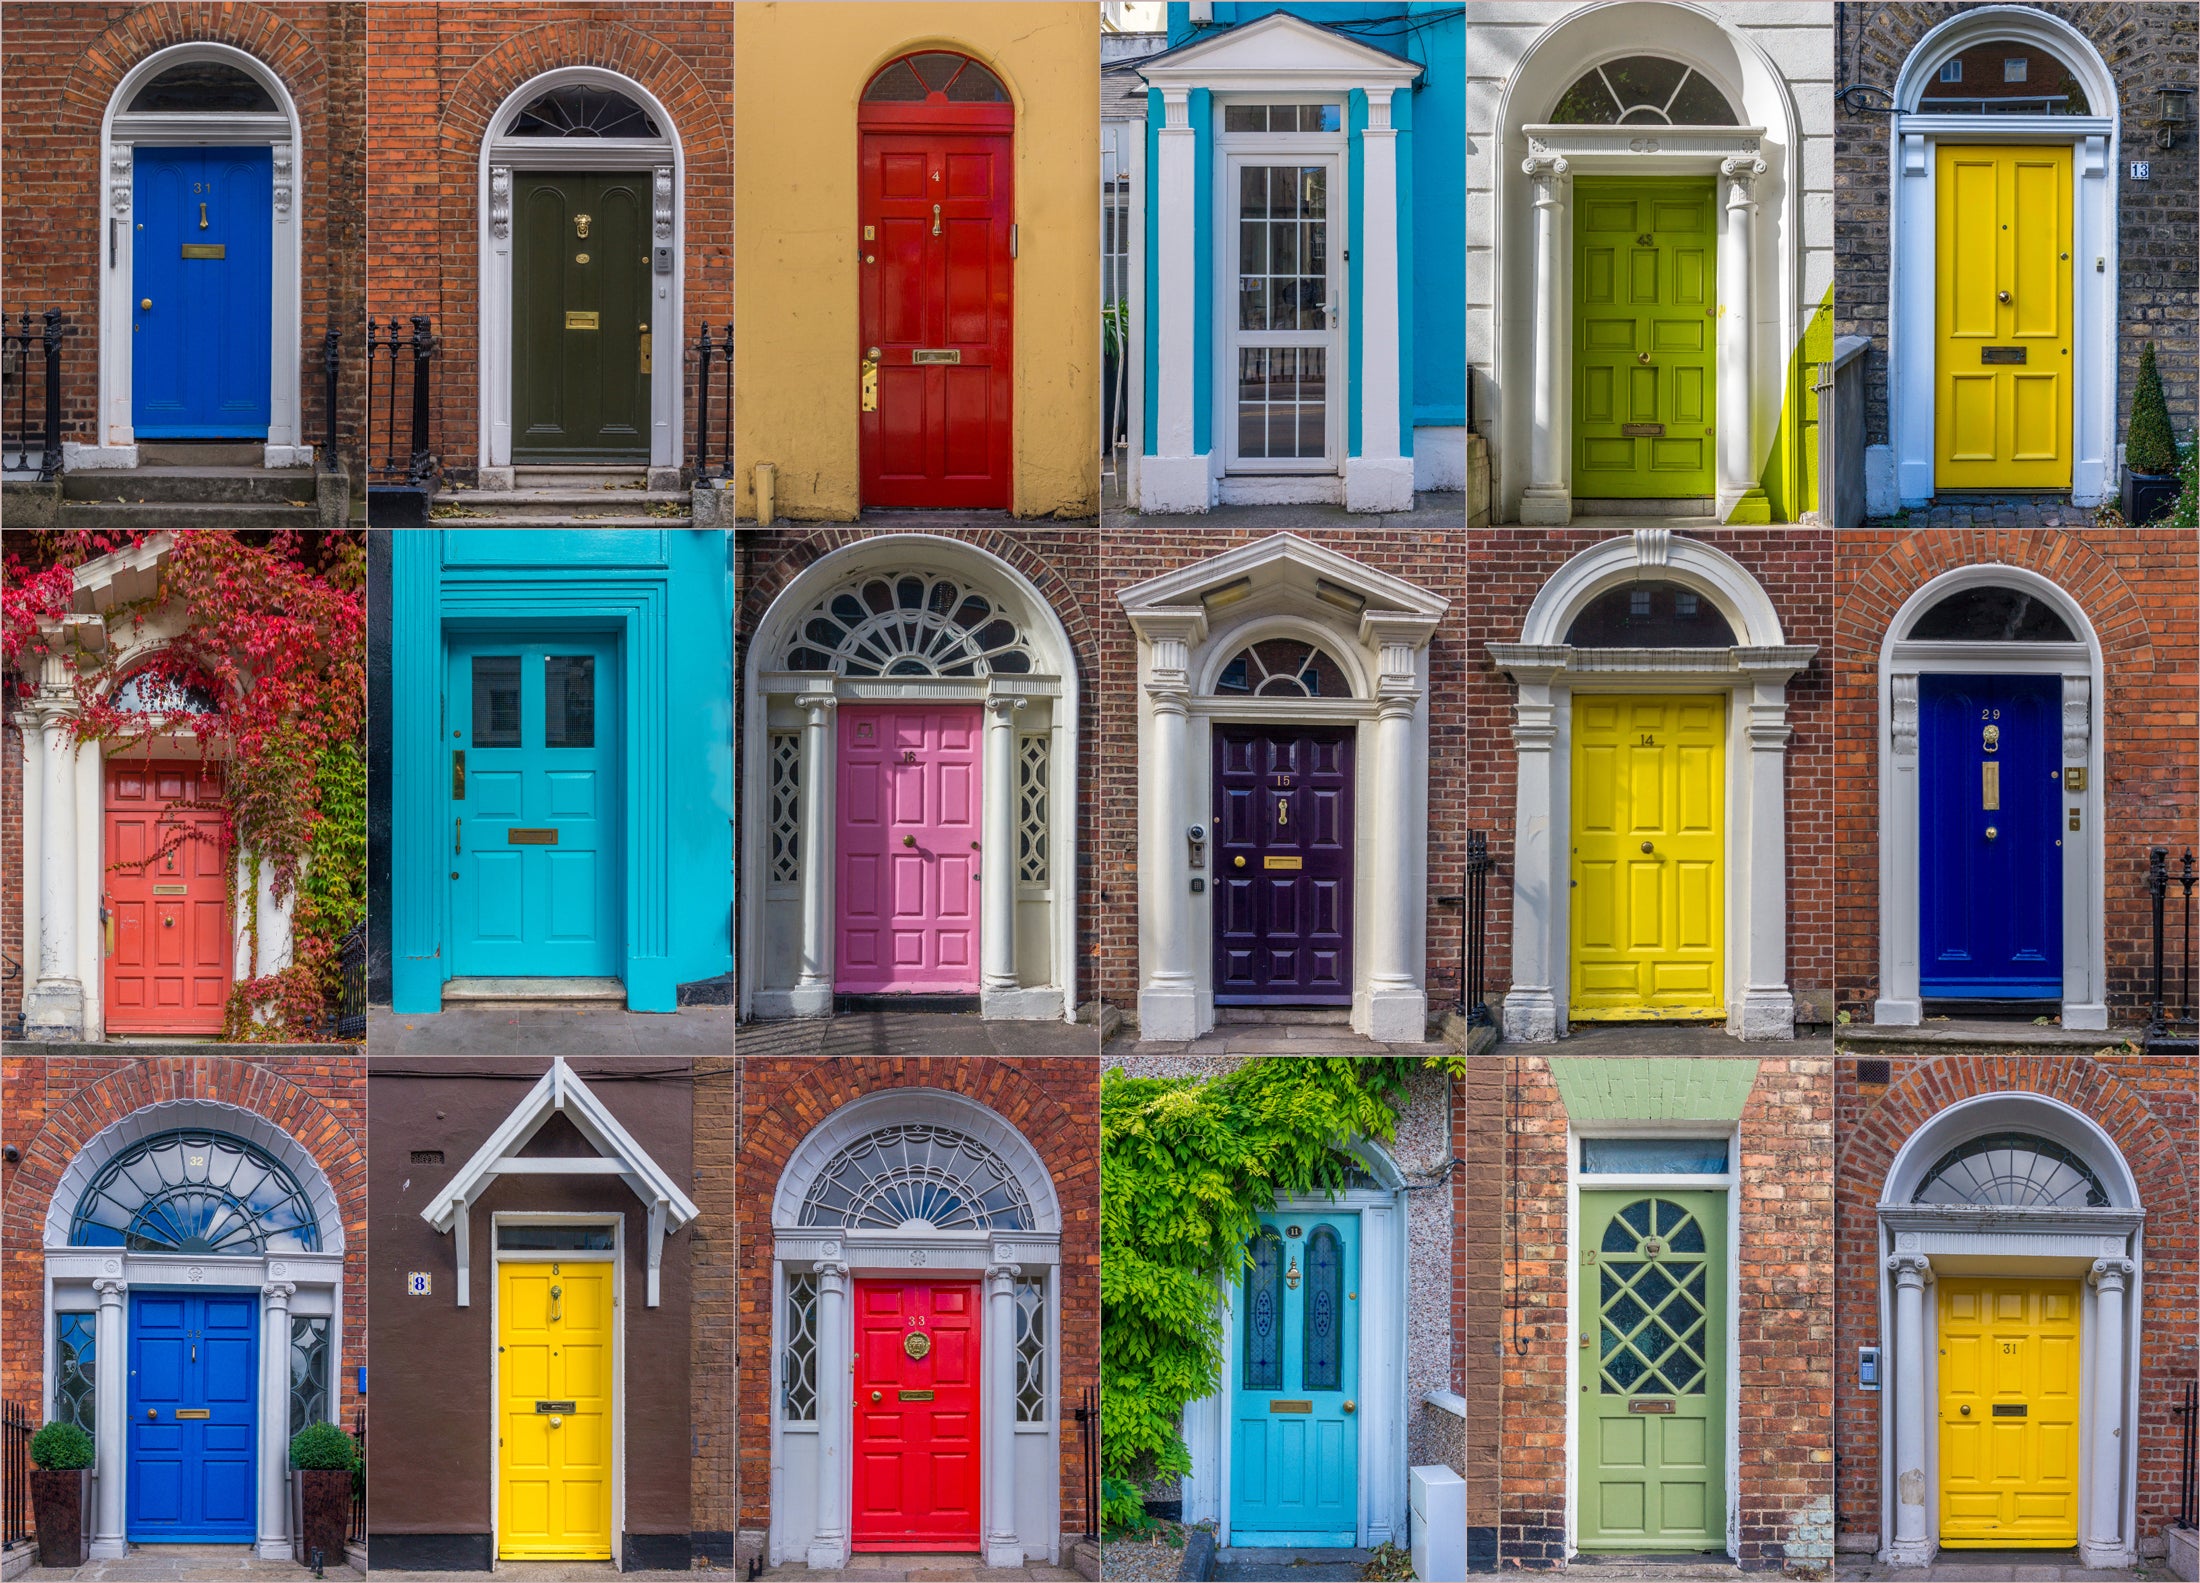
[1938,1279,2081,1546]
[127,1291,258,1542]
[1919,674,2062,999]
[105,762,230,1034]
[1231,1213,1358,1546]
[1572,695,1725,1019]
[498,1261,612,1560]
[1227,158,1339,473]
[1574,179,1716,498]
[133,146,273,438]
[1577,1192,1725,1551]
[1213,726,1353,1005]
[1935,146,2073,488]
[836,706,982,992]
[513,173,651,462]
[852,1280,982,1551]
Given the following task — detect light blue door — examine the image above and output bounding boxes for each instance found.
[133,146,273,438]
[1232,1211,1358,1546]
[448,636,621,977]
[127,1291,258,1542]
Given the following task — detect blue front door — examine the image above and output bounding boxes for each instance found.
[448,636,622,978]
[127,1291,258,1542]
[1231,1211,1358,1546]
[133,146,273,438]
[1921,672,2063,999]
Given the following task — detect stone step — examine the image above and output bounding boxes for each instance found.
[65,466,317,505]
[511,464,651,490]
[440,975,626,1005]
[58,499,319,530]
[137,439,268,466]
[426,511,683,529]
[435,488,686,513]
[1216,1005,1351,1025]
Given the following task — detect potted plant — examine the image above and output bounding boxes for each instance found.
[2121,340,2183,525]
[28,1421,94,1568]
[288,1420,358,1570]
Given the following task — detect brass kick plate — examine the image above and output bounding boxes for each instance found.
[535,1400,577,1414]
[1992,1403,2028,1417]
[180,244,226,260]
[898,1389,935,1402]
[1628,1399,1676,1415]
[911,348,962,365]
[1263,855,1304,870]
[152,884,189,896]
[1981,345,2028,364]
[566,311,600,330]
[1268,1400,1313,1414]
[1982,761,2001,810]
[507,828,559,845]
[1620,422,1665,438]
[174,1409,212,1420]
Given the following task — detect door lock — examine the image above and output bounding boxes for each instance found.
[861,347,880,412]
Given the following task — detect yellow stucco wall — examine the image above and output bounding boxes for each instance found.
[733,2,1100,521]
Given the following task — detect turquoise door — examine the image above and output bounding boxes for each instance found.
[447,636,621,977]
[1232,1212,1358,1546]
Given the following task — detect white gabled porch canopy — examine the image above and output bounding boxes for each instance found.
[420,1057,699,1307]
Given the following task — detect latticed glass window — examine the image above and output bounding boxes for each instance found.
[1243,1228,1283,1390]
[71,1129,319,1253]
[1017,736,1049,886]
[55,1313,96,1433]
[289,1317,329,1435]
[1015,1280,1046,1424]
[863,52,1008,104]
[799,1125,1034,1232]
[781,574,1035,677]
[1302,1226,1343,1390]
[1215,638,1351,698]
[768,733,802,884]
[1597,1198,1710,1396]
[783,1272,819,1422]
[510,84,661,137]
[1914,1133,2108,1207]
[1550,57,1739,126]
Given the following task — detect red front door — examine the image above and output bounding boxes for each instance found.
[853,1279,982,1551]
[104,762,230,1033]
[858,60,1014,510]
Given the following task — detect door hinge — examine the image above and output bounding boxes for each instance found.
[1010,224,1019,259]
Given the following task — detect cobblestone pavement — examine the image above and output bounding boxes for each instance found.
[1836,1549,2170,1581]
[1100,1533,1190,1581]
[1211,1546,1370,1581]
[1865,494,2099,530]
[368,1004,737,1054]
[18,1546,348,1581]
[736,1013,1101,1055]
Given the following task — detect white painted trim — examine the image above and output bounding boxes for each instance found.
[769,1087,1064,1237]
[1215,136,1343,478]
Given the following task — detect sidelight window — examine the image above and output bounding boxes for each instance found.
[1017,736,1050,886]
[289,1316,330,1435]
[1015,1279,1047,1423]
[1914,1132,2108,1207]
[471,656,522,746]
[510,84,661,138]
[55,1313,96,1433]
[768,733,802,884]
[127,60,277,114]
[1551,57,1738,126]
[782,1272,819,1422]
[1243,1227,1284,1390]
[70,1128,320,1253]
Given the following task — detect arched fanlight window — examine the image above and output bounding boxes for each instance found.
[1215,638,1352,698]
[70,1129,321,1253]
[127,60,277,114]
[1551,57,1738,126]
[864,51,1009,104]
[1906,585,2077,642]
[781,572,1035,677]
[1913,1132,2109,1207]
[1302,1225,1343,1390]
[1242,1226,1283,1390]
[510,84,661,138]
[1918,41,2091,115]
[1565,582,1739,647]
[110,669,222,717]
[797,1124,1035,1231]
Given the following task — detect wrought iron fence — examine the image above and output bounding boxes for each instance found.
[2146,846,2196,1053]
[2,1401,29,1550]
[335,921,366,1040]
[2175,1378,2197,1530]
[320,327,342,472]
[1074,1384,1098,1543]
[691,323,734,483]
[348,1404,366,1545]
[1465,830,1492,1027]
[3,310,64,480]
[367,316,437,487]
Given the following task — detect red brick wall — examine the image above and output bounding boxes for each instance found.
[1831,528,2200,1021]
[1465,1058,1503,1550]
[690,1056,738,1560]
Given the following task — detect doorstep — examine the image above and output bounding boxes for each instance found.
[1835,1546,2167,1581]
[368,1003,737,1055]
[1211,1547,1370,1583]
[14,1542,323,1580]
[1838,1019,2145,1054]
[440,977,626,1005]
[759,1558,1084,1581]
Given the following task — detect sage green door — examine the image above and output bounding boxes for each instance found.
[513,172,651,462]
[1578,1189,1725,1550]
[1573,178,1716,498]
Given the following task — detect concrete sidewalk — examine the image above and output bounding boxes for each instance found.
[369,1004,737,1055]
[1836,1548,2171,1581]
[16,1545,349,1580]
[735,1012,1099,1056]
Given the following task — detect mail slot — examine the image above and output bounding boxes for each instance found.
[565,311,599,330]
[1268,1400,1313,1414]
[174,1408,211,1420]
[152,884,189,896]
[180,244,226,260]
[535,1400,577,1414]
[1992,1403,2028,1417]
[1264,855,1304,870]
[1628,1399,1676,1415]
[507,828,559,845]
[1620,422,1666,438]
[1981,345,2028,364]
[898,1389,935,1402]
[911,348,962,365]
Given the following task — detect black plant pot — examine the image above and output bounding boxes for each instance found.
[30,1467,92,1569]
[2123,468,2180,526]
[292,1467,354,1569]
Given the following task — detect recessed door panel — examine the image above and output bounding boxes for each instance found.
[512,173,651,462]
[498,1261,613,1559]
[127,1291,258,1542]
[1212,725,1354,1005]
[1231,1214,1358,1546]
[105,762,230,1035]
[1938,1278,2080,1546]
[852,1280,982,1551]
[835,706,983,993]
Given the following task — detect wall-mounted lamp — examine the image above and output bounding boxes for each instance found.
[2159,85,2192,151]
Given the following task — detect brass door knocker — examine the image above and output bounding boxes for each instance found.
[1284,1254,1301,1290]
[574,213,592,238]
[548,1283,563,1323]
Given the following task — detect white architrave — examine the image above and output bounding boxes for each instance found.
[477,67,684,486]
[1882,8,2119,506]
[1117,533,1450,1041]
[85,42,308,470]
[1872,563,2105,1029]
[1488,530,1816,1041]
[419,1057,699,1307]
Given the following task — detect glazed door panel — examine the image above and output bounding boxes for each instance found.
[127,1291,258,1542]
[1919,673,2062,999]
[133,146,273,438]
[836,705,982,993]
[1571,695,1725,1019]
[1213,726,1352,1005]
[498,1261,613,1560]
[1230,1213,1358,1546]
[1935,145,2073,489]
[1938,1279,2081,1547]
[105,762,230,1035]
[1225,156,1340,473]
[1573,178,1716,498]
[852,1279,982,1551]
[512,172,652,462]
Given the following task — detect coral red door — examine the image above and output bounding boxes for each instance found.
[105,762,229,1033]
[853,1279,981,1551]
[835,705,982,993]
[858,52,1014,509]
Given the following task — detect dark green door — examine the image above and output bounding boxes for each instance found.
[1578,1190,1725,1551]
[513,172,650,462]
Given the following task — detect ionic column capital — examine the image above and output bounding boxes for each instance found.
[2088,1257,2134,1291]
[813,1257,850,1289]
[261,1280,297,1306]
[94,1277,128,1303]
[795,691,838,721]
[985,1262,1021,1295]
[1886,1252,1934,1286]
[984,695,1027,723]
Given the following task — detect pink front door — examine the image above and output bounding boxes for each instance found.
[836,705,982,992]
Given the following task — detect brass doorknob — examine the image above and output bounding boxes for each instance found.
[1985,826,1999,841]
[141,298,153,311]
[549,1415,563,1428]
[1234,855,1246,867]
[147,1408,158,1420]
[902,834,916,847]
[1960,1404,1972,1416]
[1641,841,1654,854]
[1997,290,2011,303]
[1636,351,1651,364]
[1342,1400,1356,1414]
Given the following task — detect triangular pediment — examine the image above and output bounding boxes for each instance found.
[1138,11,1423,89]
[1116,531,1450,621]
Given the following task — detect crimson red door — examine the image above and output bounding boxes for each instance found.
[104,762,229,1033]
[858,53,1014,509]
[853,1279,981,1551]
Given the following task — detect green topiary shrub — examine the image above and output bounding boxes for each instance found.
[30,1421,94,1470]
[2126,341,2179,476]
[288,1421,358,1471]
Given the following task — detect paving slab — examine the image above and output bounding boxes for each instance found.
[1498,1021,1832,1057]
[1104,493,1464,534]
[761,1560,1079,1581]
[369,1003,737,1055]
[1838,1018,2146,1053]
[1835,1550,2167,1582]
[17,1545,339,1581]
[738,1013,1099,1056]
[1211,1546,1369,1582]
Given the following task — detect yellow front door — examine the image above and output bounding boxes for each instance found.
[499,1260,613,1560]
[1935,144,2073,490]
[1939,1278,2081,1547]
[1570,694,1724,1020]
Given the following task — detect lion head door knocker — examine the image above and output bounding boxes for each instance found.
[905,1329,932,1361]
[574,213,592,239]
[1983,722,2001,753]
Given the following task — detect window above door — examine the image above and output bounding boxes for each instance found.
[1550,57,1738,127]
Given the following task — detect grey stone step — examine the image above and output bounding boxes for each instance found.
[1217,1005,1351,1025]
[65,466,316,504]
[511,464,651,489]
[440,975,627,1005]
[137,440,267,466]
[426,511,684,528]
[58,499,318,529]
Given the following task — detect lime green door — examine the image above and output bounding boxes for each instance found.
[1574,178,1716,498]
[1578,1190,1726,1550]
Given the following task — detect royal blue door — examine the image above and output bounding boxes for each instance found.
[448,636,622,978]
[1214,727,1353,1005]
[127,1291,258,1542]
[1920,672,2063,999]
[133,146,273,438]
[1232,1212,1358,1546]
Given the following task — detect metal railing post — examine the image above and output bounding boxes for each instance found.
[321,326,341,466]
[1466,830,1492,1027]
[407,315,434,486]
[717,324,735,483]
[693,323,713,477]
[39,309,62,480]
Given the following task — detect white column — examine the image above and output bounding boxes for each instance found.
[807,1258,851,1571]
[980,696,1025,1009]
[1345,89,1412,514]
[1499,668,1559,1040]
[1735,677,1797,1039]
[790,693,836,1017]
[1883,1253,1935,1567]
[1128,609,1205,1039]
[1143,86,1210,512]
[90,1278,128,1559]
[983,1260,1023,1567]
[1877,675,1923,1025]
[1519,154,1571,526]
[1359,1202,1398,1546]
[257,1282,296,1558]
[1717,157,1765,519]
[24,697,86,1040]
[2061,675,2107,1029]
[2081,1259,2135,1568]
[1362,610,1437,1042]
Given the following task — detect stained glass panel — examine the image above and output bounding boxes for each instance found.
[1243,1228,1283,1391]
[1914,1132,2108,1207]
[289,1316,329,1436]
[1302,1225,1341,1391]
[782,1272,818,1422]
[55,1313,96,1433]
[70,1128,319,1253]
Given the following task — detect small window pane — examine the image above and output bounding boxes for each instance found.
[1302,1226,1343,1391]
[510,84,661,137]
[472,656,521,746]
[1243,1228,1283,1390]
[1917,41,2089,114]
[1914,1132,2108,1207]
[289,1316,330,1436]
[128,61,277,114]
[544,656,595,748]
[1550,58,1738,126]
[1581,1137,1731,1175]
[494,1224,614,1250]
[56,1313,96,1433]
[1015,1280,1046,1423]
[783,1272,818,1422]
[1565,582,1739,648]
[1226,105,1268,132]
[1907,586,2077,642]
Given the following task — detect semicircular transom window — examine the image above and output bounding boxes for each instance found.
[1566,581,1739,647]
[1215,638,1352,698]
[111,669,222,716]
[864,51,1009,104]
[70,1128,321,1253]
[798,1124,1035,1231]
[1907,585,2077,642]
[127,60,278,114]
[1551,57,1738,126]
[1914,1131,2109,1207]
[1918,41,2092,116]
[510,84,661,138]
[781,572,1035,677]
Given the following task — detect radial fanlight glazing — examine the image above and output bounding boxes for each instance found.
[70,1128,321,1253]
[1913,1131,2109,1208]
[797,1124,1035,1232]
[780,573,1036,678]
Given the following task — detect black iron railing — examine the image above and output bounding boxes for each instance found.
[1465,830,1492,1027]
[2,1401,29,1550]
[335,921,366,1040]
[348,1404,366,1545]
[2146,846,2196,1053]
[367,316,437,487]
[3,310,64,480]
[1075,1384,1098,1543]
[692,323,734,483]
[2175,1378,2197,1530]
[320,327,342,471]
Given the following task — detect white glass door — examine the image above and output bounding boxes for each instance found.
[1225,154,1339,474]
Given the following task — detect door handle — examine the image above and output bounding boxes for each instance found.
[455,817,462,855]
[1984,826,1998,841]
[141,298,153,312]
[1997,290,2011,304]
[104,904,115,957]
[903,834,917,848]
[1637,351,1652,364]
[1342,1400,1356,1414]
[1960,1403,1972,1416]
[1641,841,1655,854]
[548,1415,563,1428]
[932,202,942,237]
[871,1390,882,1403]
[862,347,880,412]
[147,1408,158,1420]
[199,202,208,231]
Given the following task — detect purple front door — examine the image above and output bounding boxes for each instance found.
[1213,726,1353,1005]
